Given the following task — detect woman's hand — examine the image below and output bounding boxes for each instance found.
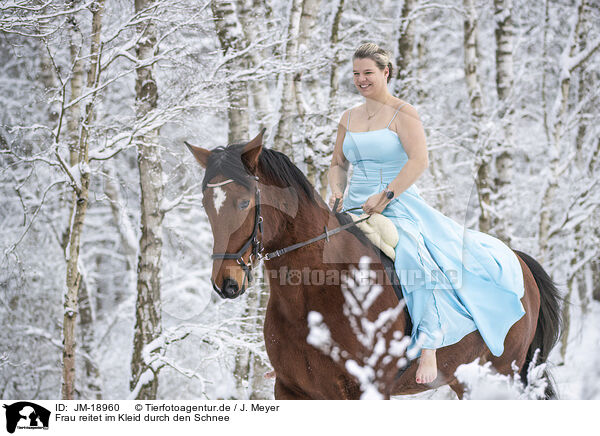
[362,191,391,214]
[329,191,344,212]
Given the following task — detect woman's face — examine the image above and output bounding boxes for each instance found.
[353,57,388,97]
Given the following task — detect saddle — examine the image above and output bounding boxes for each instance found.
[339,210,411,334]
[349,213,399,260]
[345,211,410,333]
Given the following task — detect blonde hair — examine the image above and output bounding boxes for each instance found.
[353,43,394,83]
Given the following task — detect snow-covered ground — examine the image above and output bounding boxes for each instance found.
[394,300,600,400]
[552,298,600,399]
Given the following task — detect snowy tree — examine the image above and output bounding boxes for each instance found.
[307,256,412,399]
[1,0,599,401]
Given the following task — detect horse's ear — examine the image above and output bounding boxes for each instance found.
[241,128,266,173]
[185,141,211,168]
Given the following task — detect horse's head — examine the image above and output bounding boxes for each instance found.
[186,129,265,299]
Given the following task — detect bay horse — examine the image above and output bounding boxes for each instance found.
[186,129,561,399]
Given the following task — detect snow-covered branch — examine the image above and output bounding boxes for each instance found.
[307,257,411,399]
[455,351,550,400]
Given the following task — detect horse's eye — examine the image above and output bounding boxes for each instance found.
[239,199,250,210]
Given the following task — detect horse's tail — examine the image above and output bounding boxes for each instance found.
[514,250,562,399]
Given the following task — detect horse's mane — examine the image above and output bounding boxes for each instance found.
[202,140,387,257]
[202,141,397,252]
[202,142,316,204]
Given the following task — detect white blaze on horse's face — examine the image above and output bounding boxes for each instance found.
[212,186,226,214]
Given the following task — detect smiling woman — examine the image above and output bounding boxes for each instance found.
[327,42,559,389]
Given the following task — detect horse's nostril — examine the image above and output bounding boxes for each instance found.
[222,277,240,299]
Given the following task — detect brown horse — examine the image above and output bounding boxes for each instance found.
[186,129,561,399]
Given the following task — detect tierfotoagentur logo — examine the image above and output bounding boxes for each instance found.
[3,402,50,433]
[223,264,460,289]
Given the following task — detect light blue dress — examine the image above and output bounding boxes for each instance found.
[342,104,525,357]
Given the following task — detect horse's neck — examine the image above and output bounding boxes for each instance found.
[259,184,331,253]
[260,184,386,307]
[259,184,409,348]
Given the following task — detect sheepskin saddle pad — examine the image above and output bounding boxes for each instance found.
[349,213,399,261]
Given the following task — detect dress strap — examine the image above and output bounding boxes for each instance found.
[386,102,408,128]
[346,109,352,130]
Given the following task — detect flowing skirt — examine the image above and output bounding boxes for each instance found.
[345,177,525,357]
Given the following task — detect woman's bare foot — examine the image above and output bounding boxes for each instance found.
[415,349,437,384]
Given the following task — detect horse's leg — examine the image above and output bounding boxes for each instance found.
[448,380,466,400]
[391,331,488,396]
[274,378,311,400]
[336,375,362,399]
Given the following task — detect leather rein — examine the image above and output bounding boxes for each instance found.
[206,176,371,288]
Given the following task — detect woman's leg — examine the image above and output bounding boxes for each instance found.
[416,348,437,384]
[415,293,442,383]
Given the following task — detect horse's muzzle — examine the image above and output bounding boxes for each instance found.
[212,277,246,299]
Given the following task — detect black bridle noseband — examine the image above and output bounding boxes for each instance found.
[206,176,370,293]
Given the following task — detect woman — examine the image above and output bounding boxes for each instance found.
[327,43,526,384]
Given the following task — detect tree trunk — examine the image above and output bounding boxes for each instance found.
[538,0,592,259]
[492,0,516,243]
[66,2,85,167]
[395,0,416,97]
[573,10,596,309]
[560,276,573,361]
[494,0,514,104]
[77,278,103,399]
[273,0,302,158]
[321,0,346,200]
[296,0,320,121]
[463,0,490,233]
[298,0,322,187]
[327,0,345,119]
[237,0,273,128]
[541,0,551,147]
[592,259,600,303]
[130,0,164,400]
[104,164,138,303]
[211,0,249,143]
[62,0,105,400]
[232,267,270,399]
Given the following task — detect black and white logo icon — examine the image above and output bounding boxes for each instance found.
[3,402,50,433]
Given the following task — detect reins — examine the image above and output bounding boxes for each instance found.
[262,200,371,260]
[205,178,371,284]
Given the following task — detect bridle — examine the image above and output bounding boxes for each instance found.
[206,176,371,292]
[207,176,263,292]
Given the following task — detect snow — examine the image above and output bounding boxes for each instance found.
[453,356,548,399]
[1,0,599,403]
[306,311,332,349]
[552,296,600,399]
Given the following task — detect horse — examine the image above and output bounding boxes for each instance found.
[185,129,561,399]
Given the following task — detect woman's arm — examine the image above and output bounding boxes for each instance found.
[361,103,428,214]
[386,103,428,196]
[327,111,351,211]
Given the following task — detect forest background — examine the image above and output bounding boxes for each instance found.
[1,0,599,400]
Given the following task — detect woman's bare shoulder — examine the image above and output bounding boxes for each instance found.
[392,98,419,119]
[388,99,421,135]
[339,105,362,126]
[389,97,412,110]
